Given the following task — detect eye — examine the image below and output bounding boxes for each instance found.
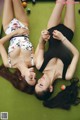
[40,84,43,86]
[29,78,32,81]
[38,84,43,88]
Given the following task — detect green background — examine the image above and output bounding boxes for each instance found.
[0,2,80,120]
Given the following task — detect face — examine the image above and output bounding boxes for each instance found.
[22,67,36,86]
[35,74,52,93]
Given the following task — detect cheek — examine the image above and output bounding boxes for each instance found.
[41,81,47,86]
[35,85,39,92]
[30,72,34,76]
[44,81,50,87]
[25,76,29,81]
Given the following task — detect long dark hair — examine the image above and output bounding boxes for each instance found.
[35,88,53,101]
[34,80,56,100]
[0,64,35,94]
[43,78,80,110]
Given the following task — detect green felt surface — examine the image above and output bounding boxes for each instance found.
[0,2,80,120]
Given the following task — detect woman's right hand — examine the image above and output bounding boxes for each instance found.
[15,28,29,36]
[41,30,50,42]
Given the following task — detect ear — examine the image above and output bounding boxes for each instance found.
[49,85,53,93]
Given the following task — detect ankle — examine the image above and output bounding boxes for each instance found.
[66,0,75,4]
[56,0,66,4]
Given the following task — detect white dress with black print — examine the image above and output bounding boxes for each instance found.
[5,18,33,53]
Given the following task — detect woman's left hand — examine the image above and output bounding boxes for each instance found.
[52,30,64,41]
[41,30,50,42]
[15,28,29,36]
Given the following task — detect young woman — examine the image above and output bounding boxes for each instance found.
[35,0,79,100]
[0,0,36,93]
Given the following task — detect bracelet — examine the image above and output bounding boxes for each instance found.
[62,37,66,42]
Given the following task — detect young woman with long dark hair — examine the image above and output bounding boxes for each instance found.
[0,0,36,94]
[35,0,79,100]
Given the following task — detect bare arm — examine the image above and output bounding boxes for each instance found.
[35,36,46,69]
[61,37,79,80]
[0,42,9,67]
[0,30,18,67]
[0,28,29,44]
[0,28,29,67]
[35,30,50,69]
[0,30,18,44]
[53,30,79,80]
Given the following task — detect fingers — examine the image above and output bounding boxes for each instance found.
[41,30,49,35]
[52,30,63,40]
[41,30,50,41]
[28,67,36,80]
[23,28,29,34]
[17,28,29,35]
[29,68,36,77]
[52,30,58,39]
[41,29,63,41]
[29,67,34,72]
[53,30,59,36]
[22,28,29,35]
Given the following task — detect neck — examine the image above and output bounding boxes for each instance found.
[43,69,57,84]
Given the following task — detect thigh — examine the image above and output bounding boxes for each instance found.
[12,0,28,26]
[2,0,14,31]
[47,0,65,29]
[64,0,75,32]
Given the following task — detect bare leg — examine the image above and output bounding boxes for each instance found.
[12,0,28,26]
[2,0,14,31]
[64,0,75,32]
[0,0,4,17]
[47,0,66,29]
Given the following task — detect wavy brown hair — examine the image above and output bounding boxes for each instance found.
[0,65,35,94]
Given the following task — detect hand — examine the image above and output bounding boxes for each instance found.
[52,30,64,41]
[28,67,36,80]
[41,30,50,42]
[15,28,29,36]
